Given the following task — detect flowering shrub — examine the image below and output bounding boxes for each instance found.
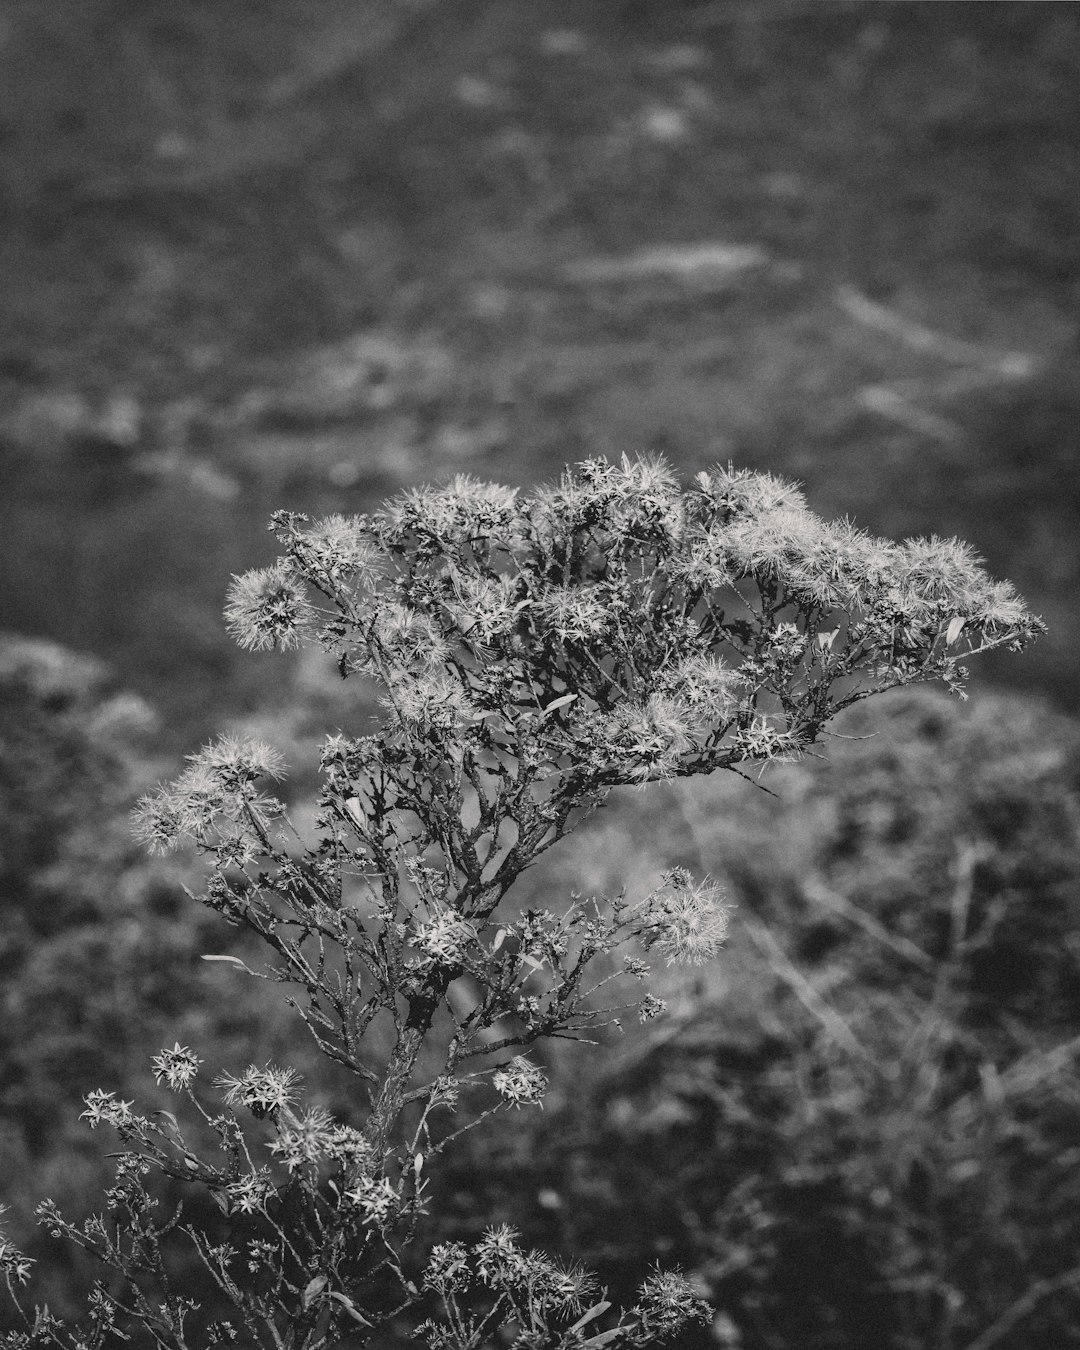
[0,457,1042,1348]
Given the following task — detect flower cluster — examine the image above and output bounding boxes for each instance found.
[424,1241,471,1294]
[216,1064,300,1119]
[472,1225,595,1311]
[268,1107,336,1172]
[492,1058,548,1109]
[419,1227,709,1349]
[0,1208,32,1287]
[164,460,1043,923]
[80,1090,136,1131]
[151,1043,203,1091]
[636,1268,712,1335]
[132,736,286,858]
[226,1170,274,1215]
[223,561,316,652]
[638,993,668,1022]
[412,912,478,967]
[343,1175,400,1226]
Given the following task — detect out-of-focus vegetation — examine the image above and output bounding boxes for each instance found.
[444,686,1080,1349]
[1,0,1078,744]
[2,1,1079,1345]
[0,637,331,1315]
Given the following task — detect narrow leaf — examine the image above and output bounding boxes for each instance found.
[580,1329,624,1348]
[328,1292,374,1326]
[492,928,507,952]
[569,1300,612,1333]
[542,693,578,716]
[200,954,250,971]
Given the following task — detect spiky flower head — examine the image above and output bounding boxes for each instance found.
[698,464,808,519]
[296,514,380,585]
[533,583,613,643]
[224,561,315,651]
[383,670,476,733]
[80,1090,136,1130]
[640,870,732,965]
[269,1107,336,1172]
[0,1209,33,1287]
[131,736,286,855]
[226,1170,274,1215]
[216,1065,300,1119]
[190,735,288,783]
[636,1267,712,1334]
[424,1242,471,1294]
[151,1043,203,1091]
[344,1175,400,1226]
[376,602,451,673]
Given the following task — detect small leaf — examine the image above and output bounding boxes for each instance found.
[816,629,839,651]
[570,1300,612,1333]
[183,1156,199,1172]
[328,1292,374,1327]
[580,1329,624,1348]
[414,1152,424,1176]
[303,1275,328,1309]
[945,615,965,645]
[520,954,545,973]
[492,928,507,952]
[542,693,578,716]
[200,954,251,971]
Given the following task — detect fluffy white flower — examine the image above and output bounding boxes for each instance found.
[641,871,732,965]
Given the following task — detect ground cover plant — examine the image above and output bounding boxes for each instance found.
[0,457,1043,1348]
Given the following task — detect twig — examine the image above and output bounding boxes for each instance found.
[962,1264,1080,1350]
[835,285,1035,375]
[802,875,936,972]
[856,385,964,443]
[561,242,768,288]
[262,1,436,108]
[948,1031,1080,1130]
[741,913,873,1062]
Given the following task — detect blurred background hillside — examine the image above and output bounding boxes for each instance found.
[2,2,1080,1347]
